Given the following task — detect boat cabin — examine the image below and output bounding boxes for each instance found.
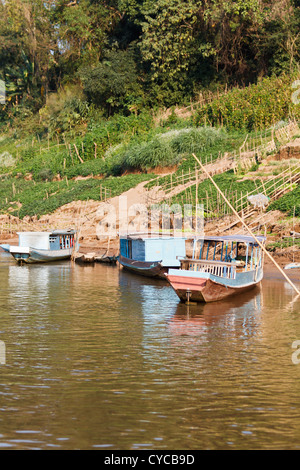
[120,233,186,267]
[180,235,266,280]
[17,230,76,251]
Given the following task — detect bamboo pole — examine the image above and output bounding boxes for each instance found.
[192,153,300,297]
[74,144,84,164]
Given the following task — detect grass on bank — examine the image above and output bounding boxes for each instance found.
[0,71,299,220]
[0,173,154,219]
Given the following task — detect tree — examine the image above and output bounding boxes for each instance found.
[139,0,202,81]
[0,0,56,106]
[80,48,143,115]
[53,0,125,69]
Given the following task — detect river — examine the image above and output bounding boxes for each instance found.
[0,252,300,450]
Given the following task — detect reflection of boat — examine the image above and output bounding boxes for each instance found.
[119,233,187,279]
[166,235,266,303]
[170,287,261,335]
[9,230,77,264]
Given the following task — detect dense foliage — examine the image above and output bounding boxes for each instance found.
[195,74,300,131]
[0,0,300,221]
[0,0,300,128]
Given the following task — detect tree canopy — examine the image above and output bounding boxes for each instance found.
[0,0,299,124]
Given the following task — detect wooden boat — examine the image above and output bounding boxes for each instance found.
[166,235,266,303]
[284,262,300,270]
[119,233,187,278]
[95,254,118,264]
[9,230,77,264]
[0,244,10,253]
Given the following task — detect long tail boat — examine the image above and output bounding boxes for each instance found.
[166,235,266,303]
[9,230,77,264]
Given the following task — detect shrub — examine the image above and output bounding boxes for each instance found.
[267,185,300,216]
[195,73,300,131]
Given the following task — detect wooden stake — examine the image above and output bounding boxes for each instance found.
[192,153,300,297]
[74,144,84,163]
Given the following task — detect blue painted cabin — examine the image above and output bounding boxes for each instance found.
[119,234,187,278]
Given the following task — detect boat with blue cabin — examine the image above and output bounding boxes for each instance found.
[166,235,266,303]
[9,230,77,264]
[119,233,187,278]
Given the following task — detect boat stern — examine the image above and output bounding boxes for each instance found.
[166,269,209,302]
[9,246,31,264]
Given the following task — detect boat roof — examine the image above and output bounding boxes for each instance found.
[120,232,266,244]
[17,229,76,236]
[196,235,266,244]
[51,229,76,236]
[120,232,188,240]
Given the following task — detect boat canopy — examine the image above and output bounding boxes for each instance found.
[51,229,76,236]
[194,235,266,246]
[120,232,188,240]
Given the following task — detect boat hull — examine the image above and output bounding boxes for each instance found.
[119,255,167,279]
[0,244,10,253]
[166,270,262,303]
[96,256,118,265]
[10,247,73,264]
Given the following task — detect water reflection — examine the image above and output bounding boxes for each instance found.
[8,263,71,315]
[1,255,300,449]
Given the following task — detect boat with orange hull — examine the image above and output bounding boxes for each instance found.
[166,235,266,303]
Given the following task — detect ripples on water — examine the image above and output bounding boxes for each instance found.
[0,252,300,449]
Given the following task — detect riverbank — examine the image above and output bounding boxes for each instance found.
[2,225,300,268]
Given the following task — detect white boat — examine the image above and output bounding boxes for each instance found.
[9,230,77,264]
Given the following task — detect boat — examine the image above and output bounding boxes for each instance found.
[119,233,187,278]
[9,230,77,264]
[166,235,266,303]
[284,262,300,270]
[95,254,118,264]
[0,244,10,253]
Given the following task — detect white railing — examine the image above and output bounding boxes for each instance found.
[180,259,237,279]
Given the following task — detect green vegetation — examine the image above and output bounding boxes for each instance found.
[167,171,258,217]
[107,126,229,175]
[0,173,153,219]
[195,74,300,131]
[1,0,300,129]
[268,186,300,217]
[0,0,300,221]
[267,238,300,251]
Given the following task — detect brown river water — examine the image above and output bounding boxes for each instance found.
[0,251,300,450]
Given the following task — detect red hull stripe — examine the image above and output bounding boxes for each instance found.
[167,275,207,291]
